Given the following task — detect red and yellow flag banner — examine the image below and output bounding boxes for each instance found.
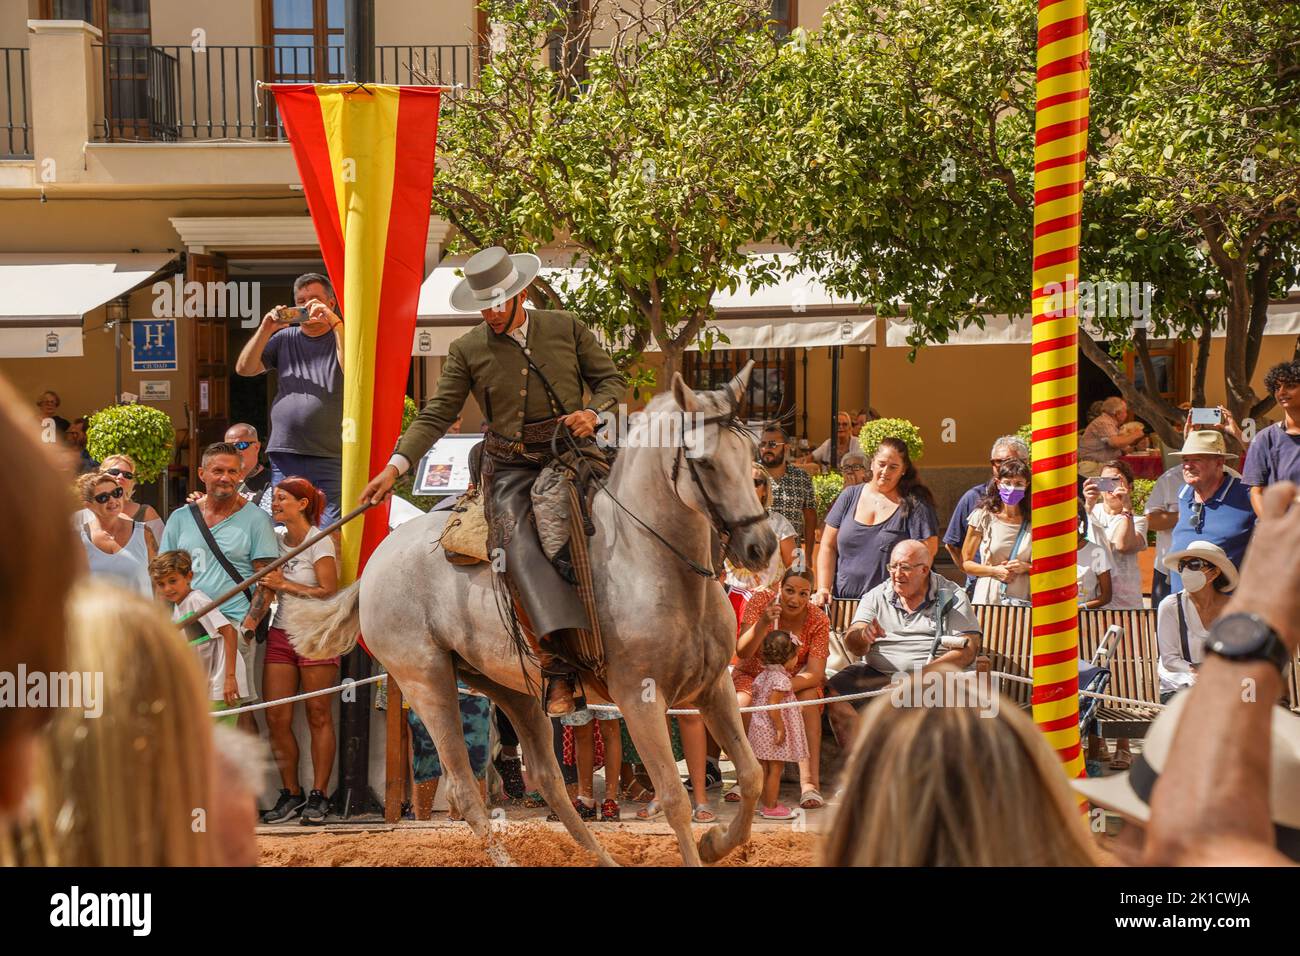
[1030,1,1088,779]
[271,83,440,585]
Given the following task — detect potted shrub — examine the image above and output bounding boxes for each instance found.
[86,403,175,485]
[857,417,924,461]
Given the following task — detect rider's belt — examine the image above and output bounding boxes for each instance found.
[485,417,561,459]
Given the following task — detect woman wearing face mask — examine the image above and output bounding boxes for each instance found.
[724,465,798,619]
[962,458,1033,605]
[1154,541,1237,704]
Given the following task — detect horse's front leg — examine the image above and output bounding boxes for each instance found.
[620,691,701,867]
[694,670,762,864]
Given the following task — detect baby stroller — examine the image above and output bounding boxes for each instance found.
[1080,625,1124,774]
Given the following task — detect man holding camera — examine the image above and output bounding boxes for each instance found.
[236,272,344,524]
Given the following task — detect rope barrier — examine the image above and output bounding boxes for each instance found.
[215,669,1164,719]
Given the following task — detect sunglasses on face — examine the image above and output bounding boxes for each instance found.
[1179,557,1213,572]
[105,468,135,481]
[93,486,125,504]
[760,441,784,449]
[753,478,766,487]
[232,441,254,451]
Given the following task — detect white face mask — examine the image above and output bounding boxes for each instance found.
[1182,569,1208,594]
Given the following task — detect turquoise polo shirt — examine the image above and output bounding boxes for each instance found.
[159,500,279,624]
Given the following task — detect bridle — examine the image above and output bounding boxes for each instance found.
[669,407,769,547]
[595,399,768,579]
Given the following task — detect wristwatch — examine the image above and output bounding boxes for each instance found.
[1204,612,1292,675]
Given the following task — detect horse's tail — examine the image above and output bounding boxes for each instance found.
[282,582,362,660]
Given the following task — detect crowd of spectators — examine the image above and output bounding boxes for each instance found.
[8,350,1300,866]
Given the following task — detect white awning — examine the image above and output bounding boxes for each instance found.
[885,296,1300,347]
[0,253,175,358]
[414,253,876,356]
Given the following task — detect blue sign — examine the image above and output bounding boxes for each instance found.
[131,318,177,372]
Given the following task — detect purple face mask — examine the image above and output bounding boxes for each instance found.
[998,484,1026,506]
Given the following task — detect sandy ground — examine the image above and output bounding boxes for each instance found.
[259,821,817,867]
[259,779,823,867]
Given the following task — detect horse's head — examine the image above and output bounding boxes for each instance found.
[663,361,777,572]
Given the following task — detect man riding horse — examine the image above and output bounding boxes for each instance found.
[361,247,625,716]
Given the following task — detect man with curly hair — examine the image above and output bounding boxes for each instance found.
[1243,360,1300,518]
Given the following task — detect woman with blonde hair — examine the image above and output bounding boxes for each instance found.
[74,452,164,542]
[3,580,222,866]
[76,471,157,597]
[820,668,1099,866]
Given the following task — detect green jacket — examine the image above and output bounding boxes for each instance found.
[395,308,626,466]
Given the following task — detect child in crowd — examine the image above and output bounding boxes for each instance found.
[747,629,808,821]
[150,550,247,725]
[1075,502,1113,609]
[555,708,623,821]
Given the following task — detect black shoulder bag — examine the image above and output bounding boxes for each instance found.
[188,503,271,643]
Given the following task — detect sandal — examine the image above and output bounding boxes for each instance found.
[758,803,797,821]
[549,797,597,822]
[723,787,743,803]
[600,799,620,822]
[635,799,664,821]
[1108,749,1133,771]
[522,790,546,809]
[692,804,717,823]
[621,780,654,803]
[799,788,826,810]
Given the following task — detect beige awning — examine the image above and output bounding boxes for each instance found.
[414,253,876,356]
[0,253,175,357]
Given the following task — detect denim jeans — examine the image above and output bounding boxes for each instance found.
[268,451,342,526]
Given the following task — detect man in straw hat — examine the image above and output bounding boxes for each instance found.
[1165,430,1256,594]
[1075,480,1300,865]
[361,247,625,716]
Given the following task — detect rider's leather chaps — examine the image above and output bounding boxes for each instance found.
[482,447,591,641]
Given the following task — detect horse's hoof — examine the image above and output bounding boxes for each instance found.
[697,825,728,864]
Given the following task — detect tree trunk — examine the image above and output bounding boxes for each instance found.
[1078,329,1185,449]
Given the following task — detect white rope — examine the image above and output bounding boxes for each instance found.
[991,671,1167,710]
[215,669,1163,719]
[217,673,388,717]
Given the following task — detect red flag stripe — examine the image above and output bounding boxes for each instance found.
[1034,93,1089,117]
[1031,364,1076,385]
[1034,246,1081,271]
[1034,212,1082,239]
[1037,52,1090,83]
[1033,180,1084,205]
[1031,394,1076,413]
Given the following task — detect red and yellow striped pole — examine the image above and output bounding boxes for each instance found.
[1030,0,1089,779]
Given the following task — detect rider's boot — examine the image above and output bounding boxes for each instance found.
[537,636,579,717]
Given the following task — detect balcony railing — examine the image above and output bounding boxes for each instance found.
[92,43,473,142]
[0,47,31,158]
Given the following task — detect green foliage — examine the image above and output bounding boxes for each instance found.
[434,0,824,380]
[792,0,1300,438]
[86,404,174,484]
[1016,423,1033,450]
[812,471,845,523]
[1130,477,1156,516]
[858,418,925,462]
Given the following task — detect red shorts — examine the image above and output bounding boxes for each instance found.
[265,625,339,668]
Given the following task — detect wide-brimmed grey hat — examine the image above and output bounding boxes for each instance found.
[448,246,541,314]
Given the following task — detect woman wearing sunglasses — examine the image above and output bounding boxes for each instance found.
[74,453,164,543]
[76,471,157,597]
[1155,541,1237,704]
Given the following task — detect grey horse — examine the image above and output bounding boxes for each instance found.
[285,365,777,866]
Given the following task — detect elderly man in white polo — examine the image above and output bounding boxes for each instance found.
[825,539,983,748]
